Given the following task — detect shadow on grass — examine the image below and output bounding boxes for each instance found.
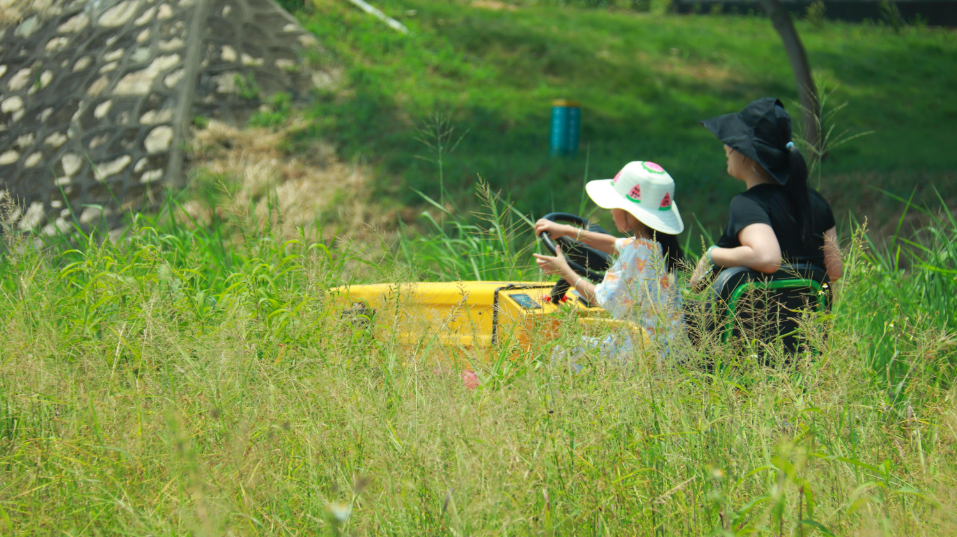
[296,77,752,236]
[294,0,957,241]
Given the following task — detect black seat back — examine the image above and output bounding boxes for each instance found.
[702,263,831,361]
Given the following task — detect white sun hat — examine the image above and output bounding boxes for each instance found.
[585,161,684,235]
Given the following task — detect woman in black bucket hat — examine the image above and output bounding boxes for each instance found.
[690,98,843,291]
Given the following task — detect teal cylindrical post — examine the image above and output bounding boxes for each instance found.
[566,104,580,154]
[549,103,567,156]
[550,100,580,156]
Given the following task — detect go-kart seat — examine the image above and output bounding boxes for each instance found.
[693,263,831,361]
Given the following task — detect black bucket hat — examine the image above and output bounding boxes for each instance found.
[701,97,794,185]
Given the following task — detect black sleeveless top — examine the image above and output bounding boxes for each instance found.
[716,184,836,273]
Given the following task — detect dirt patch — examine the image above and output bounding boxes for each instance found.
[819,169,957,248]
[635,50,733,85]
[184,120,411,246]
[470,0,518,11]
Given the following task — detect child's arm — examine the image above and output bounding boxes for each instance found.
[577,228,617,255]
[710,223,782,274]
[534,220,616,255]
[692,223,782,291]
[823,227,842,282]
[533,247,598,303]
[556,261,598,304]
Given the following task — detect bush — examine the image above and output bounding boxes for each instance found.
[248,91,293,129]
[805,0,826,28]
[879,0,905,33]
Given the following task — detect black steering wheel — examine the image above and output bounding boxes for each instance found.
[538,212,614,304]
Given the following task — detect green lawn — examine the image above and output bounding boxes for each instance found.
[294,0,956,235]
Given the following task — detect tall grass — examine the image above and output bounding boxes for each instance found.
[0,190,954,535]
[835,189,957,399]
[397,179,539,282]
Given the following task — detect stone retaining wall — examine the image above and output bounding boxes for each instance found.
[0,0,333,233]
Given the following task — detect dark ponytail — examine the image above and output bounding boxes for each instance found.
[785,144,814,246]
[654,232,685,274]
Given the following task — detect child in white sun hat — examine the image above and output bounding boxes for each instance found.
[534,161,686,359]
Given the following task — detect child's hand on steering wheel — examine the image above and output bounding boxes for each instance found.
[534,219,576,240]
[534,245,571,276]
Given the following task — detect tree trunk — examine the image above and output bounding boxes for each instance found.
[758,0,820,153]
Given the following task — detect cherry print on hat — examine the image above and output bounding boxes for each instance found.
[627,184,641,202]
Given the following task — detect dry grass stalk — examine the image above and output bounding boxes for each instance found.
[185,120,410,245]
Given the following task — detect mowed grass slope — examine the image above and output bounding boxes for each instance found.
[296,0,957,233]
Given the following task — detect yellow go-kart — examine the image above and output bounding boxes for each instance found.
[329,213,651,364]
[330,212,833,366]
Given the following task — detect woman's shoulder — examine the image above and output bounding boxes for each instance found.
[728,187,775,218]
[731,185,780,207]
[740,183,785,200]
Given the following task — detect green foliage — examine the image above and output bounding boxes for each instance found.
[879,0,905,33]
[650,0,674,14]
[399,114,545,282]
[187,168,241,210]
[0,193,346,347]
[805,0,826,28]
[248,92,293,128]
[398,179,537,281]
[836,188,957,396]
[297,0,957,234]
[276,0,305,13]
[0,4,955,532]
[235,72,261,101]
[192,114,210,129]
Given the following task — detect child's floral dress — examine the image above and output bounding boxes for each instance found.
[558,237,684,365]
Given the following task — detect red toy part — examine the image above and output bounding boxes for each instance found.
[461,371,479,390]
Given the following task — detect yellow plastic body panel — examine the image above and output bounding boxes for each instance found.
[329,281,652,361]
